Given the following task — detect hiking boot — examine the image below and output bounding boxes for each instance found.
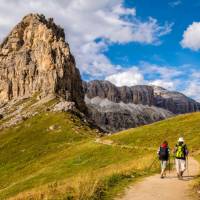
[160,172,165,179]
[177,172,183,180]
[179,171,184,179]
[180,171,184,177]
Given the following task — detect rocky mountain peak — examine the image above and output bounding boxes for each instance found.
[0,13,65,50]
[0,13,85,112]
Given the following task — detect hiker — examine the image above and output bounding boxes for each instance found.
[157,141,170,178]
[174,137,189,179]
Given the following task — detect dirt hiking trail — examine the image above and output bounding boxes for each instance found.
[116,157,199,200]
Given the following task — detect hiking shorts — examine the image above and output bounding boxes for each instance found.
[175,158,186,173]
[160,160,167,170]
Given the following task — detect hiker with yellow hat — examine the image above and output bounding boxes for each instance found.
[173,137,189,179]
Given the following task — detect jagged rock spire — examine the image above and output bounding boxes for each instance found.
[0,13,85,112]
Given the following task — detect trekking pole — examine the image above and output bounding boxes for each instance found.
[173,157,176,170]
[187,156,189,176]
[174,155,176,170]
[148,157,158,172]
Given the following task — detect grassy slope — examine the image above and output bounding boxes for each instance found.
[0,112,95,198]
[109,112,200,151]
[0,111,200,199]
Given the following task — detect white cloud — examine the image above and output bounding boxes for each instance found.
[0,0,173,79]
[130,18,173,45]
[183,81,200,102]
[105,63,200,102]
[169,1,182,7]
[105,68,145,87]
[191,72,200,79]
[182,72,200,102]
[148,79,176,90]
[105,63,183,91]
[141,64,200,102]
[181,22,200,51]
[140,62,183,80]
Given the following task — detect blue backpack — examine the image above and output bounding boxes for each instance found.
[159,146,169,160]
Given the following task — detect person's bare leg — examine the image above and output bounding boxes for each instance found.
[161,170,164,178]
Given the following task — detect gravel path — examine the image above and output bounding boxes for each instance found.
[117,157,199,200]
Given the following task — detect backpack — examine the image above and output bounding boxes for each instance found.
[175,144,186,159]
[159,146,169,160]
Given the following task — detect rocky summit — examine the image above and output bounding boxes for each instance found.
[0,14,85,112]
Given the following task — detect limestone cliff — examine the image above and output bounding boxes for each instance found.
[0,14,85,111]
[84,81,200,114]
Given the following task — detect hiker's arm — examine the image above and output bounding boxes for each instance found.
[157,148,160,155]
[157,148,160,157]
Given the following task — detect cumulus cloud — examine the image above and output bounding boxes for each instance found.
[130,17,173,45]
[105,68,145,87]
[183,81,200,102]
[182,72,200,102]
[148,79,177,90]
[105,63,200,102]
[0,0,173,79]
[140,62,183,80]
[181,22,200,51]
[105,63,183,91]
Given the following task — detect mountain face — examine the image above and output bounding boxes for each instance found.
[0,14,85,112]
[85,96,173,132]
[153,86,200,114]
[85,80,154,105]
[84,80,200,132]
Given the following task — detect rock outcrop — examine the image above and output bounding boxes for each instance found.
[84,80,154,105]
[84,81,200,114]
[0,14,85,112]
[85,96,173,132]
[84,80,200,132]
[153,86,200,114]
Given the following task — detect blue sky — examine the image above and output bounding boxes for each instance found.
[0,0,200,100]
[115,0,200,67]
[104,0,200,101]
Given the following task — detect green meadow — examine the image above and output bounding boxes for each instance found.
[0,111,200,199]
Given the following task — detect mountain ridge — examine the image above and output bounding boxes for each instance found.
[84,80,200,132]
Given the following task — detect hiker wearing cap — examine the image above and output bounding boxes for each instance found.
[157,141,170,178]
[174,137,189,179]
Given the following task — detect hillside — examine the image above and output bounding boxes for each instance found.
[1,109,200,199]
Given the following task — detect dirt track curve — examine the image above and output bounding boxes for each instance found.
[116,157,199,200]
